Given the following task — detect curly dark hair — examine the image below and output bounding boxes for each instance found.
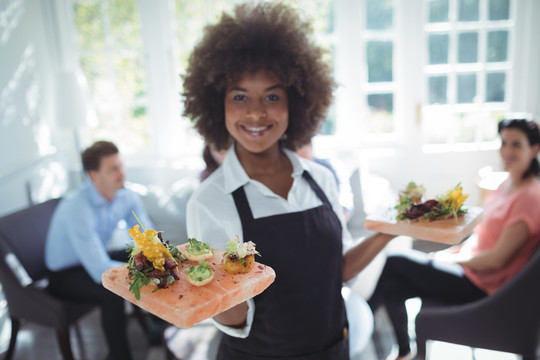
[81,141,119,172]
[182,1,336,151]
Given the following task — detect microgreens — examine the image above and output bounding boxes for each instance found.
[186,238,213,254]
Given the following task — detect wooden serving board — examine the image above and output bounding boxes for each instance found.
[364,206,484,244]
[102,245,275,328]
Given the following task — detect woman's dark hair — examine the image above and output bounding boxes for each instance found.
[182,1,336,151]
[200,144,221,181]
[498,116,540,178]
[81,141,119,172]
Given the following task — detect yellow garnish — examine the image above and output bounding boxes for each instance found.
[128,225,174,272]
[438,183,469,218]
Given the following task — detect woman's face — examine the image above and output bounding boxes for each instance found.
[224,69,288,155]
[499,127,539,178]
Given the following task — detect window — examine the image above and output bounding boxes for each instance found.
[69,0,334,157]
[73,0,151,153]
[422,0,513,145]
[65,0,529,161]
[363,0,396,135]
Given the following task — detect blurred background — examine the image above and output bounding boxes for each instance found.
[1,0,539,217]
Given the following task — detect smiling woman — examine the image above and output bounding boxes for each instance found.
[182,2,399,359]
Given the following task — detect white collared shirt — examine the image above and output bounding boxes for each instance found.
[186,145,353,337]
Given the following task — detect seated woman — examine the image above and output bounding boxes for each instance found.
[368,117,540,360]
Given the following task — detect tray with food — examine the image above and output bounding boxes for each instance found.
[102,222,275,328]
[364,182,484,244]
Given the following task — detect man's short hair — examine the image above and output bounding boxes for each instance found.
[81,141,119,172]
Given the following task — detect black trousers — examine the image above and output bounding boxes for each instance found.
[47,250,132,360]
[368,251,487,356]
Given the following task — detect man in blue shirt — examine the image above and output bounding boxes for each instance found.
[46,141,153,360]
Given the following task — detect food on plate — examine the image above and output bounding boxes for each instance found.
[126,224,186,300]
[183,238,214,261]
[102,250,277,328]
[399,181,426,204]
[185,260,215,286]
[395,183,469,221]
[222,236,261,274]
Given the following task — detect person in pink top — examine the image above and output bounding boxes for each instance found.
[368,117,540,360]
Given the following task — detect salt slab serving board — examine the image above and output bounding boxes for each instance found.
[102,245,275,328]
[364,206,484,245]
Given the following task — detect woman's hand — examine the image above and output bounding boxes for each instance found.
[213,301,248,328]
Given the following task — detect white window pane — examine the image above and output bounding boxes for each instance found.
[458,0,479,22]
[428,76,448,104]
[367,94,394,133]
[74,2,104,49]
[367,41,393,82]
[366,0,393,30]
[457,73,477,103]
[73,0,150,152]
[458,32,478,63]
[428,0,449,23]
[428,33,449,64]
[486,72,506,102]
[487,30,508,62]
[488,0,510,20]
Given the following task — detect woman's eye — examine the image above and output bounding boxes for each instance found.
[267,94,279,101]
[233,94,246,101]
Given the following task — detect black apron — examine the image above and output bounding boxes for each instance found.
[218,171,349,360]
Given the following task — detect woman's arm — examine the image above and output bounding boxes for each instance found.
[213,301,249,327]
[343,233,395,282]
[457,220,530,271]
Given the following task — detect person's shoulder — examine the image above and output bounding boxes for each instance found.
[522,179,540,200]
[58,186,88,208]
[298,155,336,184]
[189,167,227,205]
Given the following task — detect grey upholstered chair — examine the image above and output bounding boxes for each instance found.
[0,198,95,360]
[415,243,540,360]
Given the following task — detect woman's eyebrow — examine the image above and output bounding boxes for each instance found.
[228,84,284,92]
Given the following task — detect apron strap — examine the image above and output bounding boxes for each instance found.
[301,170,331,206]
[232,186,254,222]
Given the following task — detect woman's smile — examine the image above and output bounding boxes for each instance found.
[241,124,273,136]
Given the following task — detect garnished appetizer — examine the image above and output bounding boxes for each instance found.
[183,238,214,261]
[222,236,260,275]
[185,260,215,286]
[126,223,186,300]
[395,183,469,221]
[398,181,426,204]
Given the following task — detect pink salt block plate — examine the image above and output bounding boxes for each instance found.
[102,246,275,328]
[364,206,484,244]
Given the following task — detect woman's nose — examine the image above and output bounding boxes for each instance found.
[247,101,267,119]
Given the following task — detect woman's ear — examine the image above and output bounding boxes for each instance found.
[532,143,540,157]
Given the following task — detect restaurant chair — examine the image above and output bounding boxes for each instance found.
[415,243,540,360]
[0,198,96,360]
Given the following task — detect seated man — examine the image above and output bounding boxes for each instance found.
[45,140,154,360]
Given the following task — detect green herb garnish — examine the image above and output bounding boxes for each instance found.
[185,238,213,255]
[185,260,214,282]
[127,268,152,300]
